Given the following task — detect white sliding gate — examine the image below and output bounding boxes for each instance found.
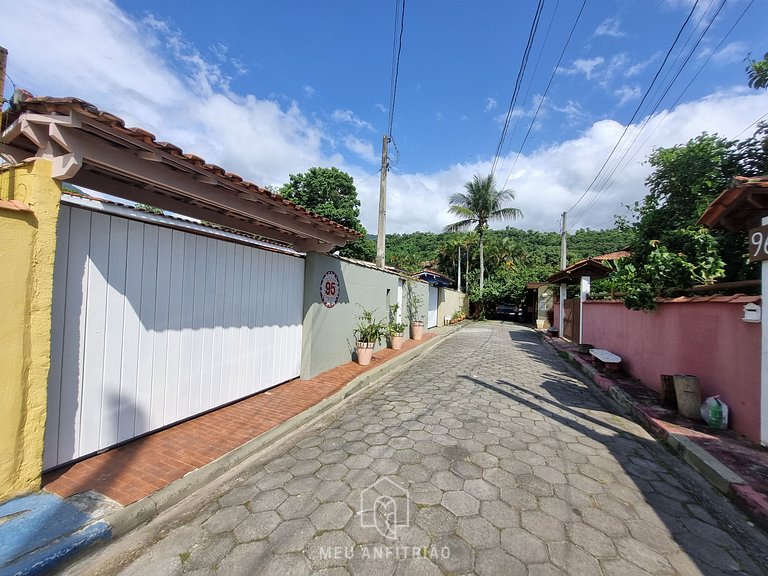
[44,201,304,470]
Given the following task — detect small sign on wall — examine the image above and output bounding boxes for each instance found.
[320,271,340,308]
[748,224,768,262]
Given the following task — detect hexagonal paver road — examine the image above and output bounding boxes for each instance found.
[74,322,768,575]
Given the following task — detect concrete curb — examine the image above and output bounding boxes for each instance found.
[538,330,768,530]
[104,323,461,539]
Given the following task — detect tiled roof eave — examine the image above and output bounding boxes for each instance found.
[2,95,361,252]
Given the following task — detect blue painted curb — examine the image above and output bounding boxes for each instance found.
[0,494,112,576]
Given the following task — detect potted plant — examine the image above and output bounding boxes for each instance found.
[406,282,425,340]
[387,304,407,350]
[353,307,387,366]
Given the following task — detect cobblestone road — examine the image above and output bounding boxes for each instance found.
[73,322,768,575]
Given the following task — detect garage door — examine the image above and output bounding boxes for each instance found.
[44,201,304,470]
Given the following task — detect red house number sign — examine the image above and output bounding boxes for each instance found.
[320,271,340,308]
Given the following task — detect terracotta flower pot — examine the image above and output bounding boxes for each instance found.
[356,341,375,365]
[410,321,424,341]
[389,334,404,350]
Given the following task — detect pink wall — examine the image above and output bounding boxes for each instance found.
[575,300,761,443]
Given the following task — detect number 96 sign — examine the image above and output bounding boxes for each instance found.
[749,225,768,263]
[320,271,341,308]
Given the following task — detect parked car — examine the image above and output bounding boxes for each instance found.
[494,302,520,321]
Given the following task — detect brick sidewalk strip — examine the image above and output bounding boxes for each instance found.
[44,333,437,506]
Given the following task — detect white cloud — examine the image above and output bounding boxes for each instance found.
[485,97,498,112]
[711,41,749,65]
[2,0,337,190]
[493,94,546,126]
[554,100,588,125]
[303,85,316,98]
[594,17,625,38]
[210,43,228,62]
[331,109,374,131]
[143,14,233,97]
[231,59,248,77]
[614,85,641,106]
[559,57,605,80]
[355,89,768,234]
[5,0,768,239]
[343,136,377,164]
[625,53,659,77]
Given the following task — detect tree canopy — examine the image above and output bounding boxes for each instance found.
[747,52,768,90]
[613,129,766,310]
[279,166,375,260]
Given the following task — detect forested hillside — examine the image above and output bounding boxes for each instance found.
[384,227,632,272]
[381,226,634,306]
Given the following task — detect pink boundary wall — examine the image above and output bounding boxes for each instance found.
[566,299,761,443]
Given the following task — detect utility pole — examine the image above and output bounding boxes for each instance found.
[559,211,567,338]
[0,47,8,110]
[375,134,389,269]
[560,211,567,271]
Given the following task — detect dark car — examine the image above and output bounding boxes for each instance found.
[494,302,519,320]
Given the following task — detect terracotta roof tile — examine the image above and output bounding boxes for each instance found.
[131,127,157,144]
[656,294,761,304]
[183,153,205,167]
[4,94,362,240]
[593,249,631,261]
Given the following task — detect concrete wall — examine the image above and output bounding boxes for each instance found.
[580,299,761,442]
[437,288,467,325]
[301,253,428,379]
[0,160,61,501]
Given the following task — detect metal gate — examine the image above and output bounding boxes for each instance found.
[44,201,304,469]
[428,286,439,328]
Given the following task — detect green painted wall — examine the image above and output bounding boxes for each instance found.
[301,253,428,379]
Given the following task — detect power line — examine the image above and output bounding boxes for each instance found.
[358,167,383,185]
[569,0,744,229]
[565,0,701,227]
[387,0,406,139]
[490,0,546,179]
[501,0,587,190]
[736,111,768,139]
[570,0,724,227]
[496,0,560,178]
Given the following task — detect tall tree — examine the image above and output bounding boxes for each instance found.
[617,133,757,309]
[444,175,522,300]
[279,167,375,260]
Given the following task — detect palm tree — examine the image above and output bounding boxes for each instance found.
[444,175,522,298]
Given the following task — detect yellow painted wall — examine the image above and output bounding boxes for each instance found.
[0,160,61,502]
[437,287,468,325]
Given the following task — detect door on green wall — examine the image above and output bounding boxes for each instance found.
[428,286,439,328]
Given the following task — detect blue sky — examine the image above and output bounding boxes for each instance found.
[4,0,768,234]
